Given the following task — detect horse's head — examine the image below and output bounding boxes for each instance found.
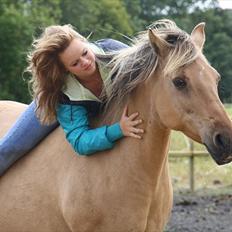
[149,20,232,165]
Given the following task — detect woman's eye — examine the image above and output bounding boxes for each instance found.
[72,61,79,66]
[172,77,187,90]
[83,50,88,56]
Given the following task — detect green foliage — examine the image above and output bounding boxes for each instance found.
[139,0,217,24]
[0,5,32,102]
[0,0,61,103]
[60,0,133,42]
[122,0,145,31]
[184,8,232,102]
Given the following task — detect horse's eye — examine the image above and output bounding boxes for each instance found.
[172,77,187,90]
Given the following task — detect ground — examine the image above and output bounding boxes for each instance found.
[166,191,232,232]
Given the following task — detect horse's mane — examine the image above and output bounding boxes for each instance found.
[98,19,198,121]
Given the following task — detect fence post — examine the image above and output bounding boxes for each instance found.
[189,140,195,192]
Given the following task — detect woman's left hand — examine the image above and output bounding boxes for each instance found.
[119,105,144,139]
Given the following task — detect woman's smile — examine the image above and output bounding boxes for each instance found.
[83,62,92,71]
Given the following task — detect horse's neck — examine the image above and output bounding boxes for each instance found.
[116,86,171,184]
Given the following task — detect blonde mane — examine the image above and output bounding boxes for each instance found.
[101,19,198,121]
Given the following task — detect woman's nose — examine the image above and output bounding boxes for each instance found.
[80,58,89,68]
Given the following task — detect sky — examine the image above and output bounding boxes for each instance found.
[218,0,232,9]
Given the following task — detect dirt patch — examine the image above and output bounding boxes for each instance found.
[165,192,232,232]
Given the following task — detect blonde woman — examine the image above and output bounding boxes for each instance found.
[0,25,144,175]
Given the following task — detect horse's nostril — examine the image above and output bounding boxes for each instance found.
[213,133,229,150]
[214,133,224,148]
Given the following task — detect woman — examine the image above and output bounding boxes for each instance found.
[0,24,144,175]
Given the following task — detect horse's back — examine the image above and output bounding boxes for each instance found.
[0,101,27,137]
[0,101,72,231]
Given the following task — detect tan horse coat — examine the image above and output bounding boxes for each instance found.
[0,98,172,232]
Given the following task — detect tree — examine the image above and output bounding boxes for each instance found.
[182,8,232,102]
[60,0,133,42]
[0,6,33,102]
[139,0,217,24]
[0,0,61,103]
[203,9,232,102]
[122,0,145,31]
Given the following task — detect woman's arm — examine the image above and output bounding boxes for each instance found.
[57,104,123,155]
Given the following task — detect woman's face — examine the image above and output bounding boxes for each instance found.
[59,38,96,80]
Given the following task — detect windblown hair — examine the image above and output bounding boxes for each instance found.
[103,19,198,117]
[27,24,86,124]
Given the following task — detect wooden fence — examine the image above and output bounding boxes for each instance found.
[168,139,209,192]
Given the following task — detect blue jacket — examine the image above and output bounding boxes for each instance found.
[56,39,128,155]
[57,105,123,155]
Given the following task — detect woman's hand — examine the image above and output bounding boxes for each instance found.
[119,105,144,139]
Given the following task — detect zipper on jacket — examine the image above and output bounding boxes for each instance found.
[70,104,73,122]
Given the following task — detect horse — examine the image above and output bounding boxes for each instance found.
[0,19,232,232]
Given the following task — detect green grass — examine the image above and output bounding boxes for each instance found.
[168,104,232,191]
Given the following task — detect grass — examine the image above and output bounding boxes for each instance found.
[168,104,232,192]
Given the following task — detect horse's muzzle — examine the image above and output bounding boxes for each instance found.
[203,130,232,165]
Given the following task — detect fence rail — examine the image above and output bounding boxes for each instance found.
[168,139,209,192]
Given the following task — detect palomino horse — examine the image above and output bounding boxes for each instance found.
[0,19,232,232]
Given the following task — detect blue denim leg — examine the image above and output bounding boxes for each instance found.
[94,38,129,52]
[0,101,58,175]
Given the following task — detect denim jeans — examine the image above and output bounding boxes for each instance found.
[0,101,58,175]
[0,38,128,175]
[94,38,129,52]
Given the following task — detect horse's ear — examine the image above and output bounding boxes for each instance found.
[148,29,167,56]
[190,22,206,50]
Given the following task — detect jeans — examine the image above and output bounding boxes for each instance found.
[0,38,128,176]
[94,38,129,52]
[0,101,58,175]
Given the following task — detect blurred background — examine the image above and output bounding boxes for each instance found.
[0,0,232,193]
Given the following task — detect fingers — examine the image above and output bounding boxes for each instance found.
[128,112,139,121]
[120,107,144,140]
[130,119,143,127]
[130,127,144,134]
[129,132,142,139]
[127,127,144,140]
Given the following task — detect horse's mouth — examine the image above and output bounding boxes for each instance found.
[204,143,232,165]
[213,156,232,165]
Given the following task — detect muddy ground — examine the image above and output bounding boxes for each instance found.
[165,191,232,232]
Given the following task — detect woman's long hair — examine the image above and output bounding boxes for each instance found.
[27,25,86,124]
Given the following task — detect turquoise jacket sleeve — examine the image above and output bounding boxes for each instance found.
[56,104,124,156]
